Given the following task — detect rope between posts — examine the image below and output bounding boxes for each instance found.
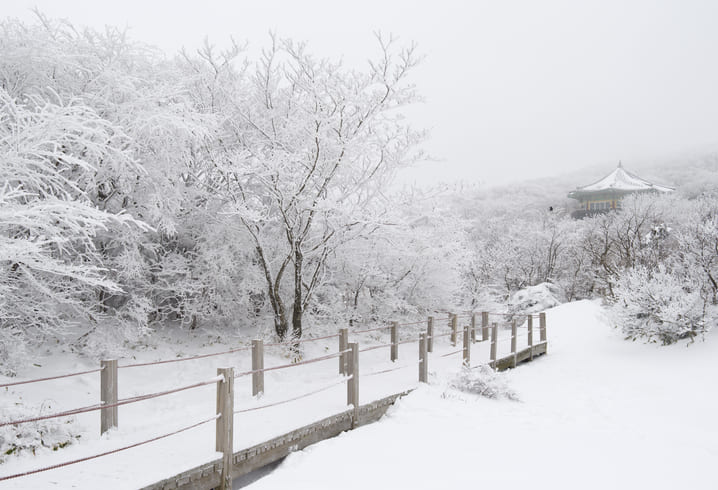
[119,346,253,369]
[116,375,223,406]
[363,362,418,378]
[0,367,103,389]
[395,320,427,327]
[0,403,103,428]
[351,324,393,335]
[234,378,348,414]
[483,311,541,318]
[235,350,347,378]
[0,376,223,428]
[262,332,342,348]
[0,414,220,482]
[440,349,464,358]
[358,343,392,353]
[396,338,420,346]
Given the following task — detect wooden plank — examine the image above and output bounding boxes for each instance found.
[481,312,489,341]
[100,359,118,435]
[450,313,458,346]
[463,326,470,367]
[419,333,428,383]
[141,392,412,490]
[339,328,348,375]
[427,316,434,353]
[491,342,548,372]
[216,368,234,490]
[390,322,399,361]
[252,340,264,396]
[470,313,477,343]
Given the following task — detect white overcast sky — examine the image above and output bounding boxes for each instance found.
[5,1,718,186]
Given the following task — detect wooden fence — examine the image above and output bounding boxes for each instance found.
[0,311,548,489]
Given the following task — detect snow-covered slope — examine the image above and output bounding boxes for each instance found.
[246,300,718,490]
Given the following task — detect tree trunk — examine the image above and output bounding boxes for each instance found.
[254,245,289,339]
[292,247,303,340]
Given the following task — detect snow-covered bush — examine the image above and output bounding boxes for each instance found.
[0,402,81,462]
[609,266,712,344]
[447,365,519,401]
[508,282,563,317]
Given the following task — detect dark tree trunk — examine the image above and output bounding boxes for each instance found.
[292,247,303,340]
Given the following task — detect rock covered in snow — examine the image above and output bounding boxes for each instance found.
[508,282,563,316]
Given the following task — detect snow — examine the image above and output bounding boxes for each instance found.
[245,301,718,490]
[1,301,717,489]
[569,165,674,194]
[508,282,563,314]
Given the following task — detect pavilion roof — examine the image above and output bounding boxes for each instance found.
[568,163,674,198]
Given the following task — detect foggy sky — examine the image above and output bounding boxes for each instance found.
[5,0,718,186]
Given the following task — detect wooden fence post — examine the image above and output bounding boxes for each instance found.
[347,342,359,427]
[419,333,428,383]
[540,312,547,343]
[390,321,399,362]
[216,367,234,490]
[490,323,498,363]
[427,316,434,353]
[252,339,264,396]
[481,311,489,341]
[100,359,118,435]
[450,313,458,347]
[511,321,517,368]
[470,313,477,343]
[463,326,471,367]
[528,315,534,360]
[339,328,348,375]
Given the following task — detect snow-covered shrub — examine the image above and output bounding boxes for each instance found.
[447,365,519,401]
[0,402,81,462]
[0,327,27,376]
[508,282,563,317]
[610,266,712,344]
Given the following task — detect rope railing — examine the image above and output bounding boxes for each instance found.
[0,367,103,389]
[0,414,220,482]
[396,337,420,346]
[351,324,393,335]
[234,350,347,379]
[0,307,548,484]
[262,332,341,348]
[0,402,103,428]
[358,343,393,353]
[119,346,253,369]
[0,375,223,428]
[234,377,348,414]
[483,311,540,318]
[363,361,418,378]
[115,376,223,406]
[395,319,427,327]
[440,349,464,358]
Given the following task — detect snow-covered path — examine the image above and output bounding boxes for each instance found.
[245,300,718,490]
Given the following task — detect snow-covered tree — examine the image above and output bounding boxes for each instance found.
[188,35,425,339]
[0,88,144,371]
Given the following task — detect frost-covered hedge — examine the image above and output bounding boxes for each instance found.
[610,266,712,344]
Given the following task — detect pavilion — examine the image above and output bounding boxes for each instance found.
[567,162,674,218]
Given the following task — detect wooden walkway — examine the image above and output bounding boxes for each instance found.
[141,341,547,490]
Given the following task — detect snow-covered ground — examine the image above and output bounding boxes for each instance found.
[246,300,718,490]
[1,300,716,489]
